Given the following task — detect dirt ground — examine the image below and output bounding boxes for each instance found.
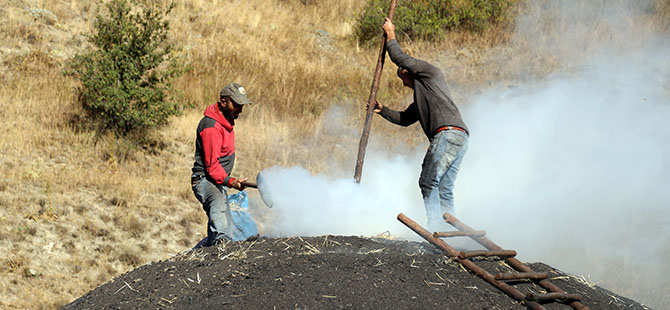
[62,236,651,310]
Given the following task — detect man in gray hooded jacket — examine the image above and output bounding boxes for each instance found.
[370,18,469,232]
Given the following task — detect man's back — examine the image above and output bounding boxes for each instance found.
[385,39,468,138]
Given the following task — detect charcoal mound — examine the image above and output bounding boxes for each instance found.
[63,236,650,309]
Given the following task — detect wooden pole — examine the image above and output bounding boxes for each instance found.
[433,230,486,238]
[495,272,549,281]
[458,250,517,260]
[353,0,398,183]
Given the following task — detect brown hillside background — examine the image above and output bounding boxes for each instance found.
[1,0,668,309]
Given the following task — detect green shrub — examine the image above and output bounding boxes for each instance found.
[355,0,515,45]
[67,0,183,137]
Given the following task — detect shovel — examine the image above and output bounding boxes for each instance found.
[241,172,274,208]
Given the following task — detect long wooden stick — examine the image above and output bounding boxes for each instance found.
[353,0,398,183]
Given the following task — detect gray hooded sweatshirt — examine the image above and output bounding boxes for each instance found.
[380,39,468,139]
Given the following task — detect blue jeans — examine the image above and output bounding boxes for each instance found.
[419,130,468,232]
[192,177,233,247]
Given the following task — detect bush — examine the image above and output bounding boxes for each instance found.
[355,0,515,46]
[67,0,183,137]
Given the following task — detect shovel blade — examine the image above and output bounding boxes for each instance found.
[256,171,274,208]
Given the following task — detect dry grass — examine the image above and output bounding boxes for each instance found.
[0,0,668,309]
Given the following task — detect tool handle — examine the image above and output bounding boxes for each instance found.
[241,180,257,188]
[354,0,398,183]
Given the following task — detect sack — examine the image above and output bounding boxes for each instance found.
[228,191,259,241]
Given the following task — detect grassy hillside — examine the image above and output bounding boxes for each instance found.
[0,0,667,309]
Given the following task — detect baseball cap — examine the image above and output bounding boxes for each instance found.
[219,82,252,105]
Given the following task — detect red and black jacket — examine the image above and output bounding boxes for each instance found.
[192,104,236,187]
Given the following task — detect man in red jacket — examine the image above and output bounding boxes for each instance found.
[190,82,251,247]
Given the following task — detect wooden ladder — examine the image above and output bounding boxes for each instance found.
[398,213,588,310]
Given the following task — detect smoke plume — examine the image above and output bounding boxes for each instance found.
[253,0,669,307]
[257,152,425,238]
[460,1,670,307]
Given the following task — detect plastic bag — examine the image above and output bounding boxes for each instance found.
[227,191,259,241]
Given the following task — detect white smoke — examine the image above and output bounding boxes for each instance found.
[257,151,425,239]
[457,48,670,305]
[456,1,670,308]
[251,0,669,307]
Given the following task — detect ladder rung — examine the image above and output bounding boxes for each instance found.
[458,250,516,259]
[495,272,548,281]
[526,292,582,302]
[433,230,486,238]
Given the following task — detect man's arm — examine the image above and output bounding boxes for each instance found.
[382,18,438,78]
[376,100,419,127]
[229,177,248,190]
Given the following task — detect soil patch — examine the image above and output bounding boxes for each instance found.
[63,236,650,309]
